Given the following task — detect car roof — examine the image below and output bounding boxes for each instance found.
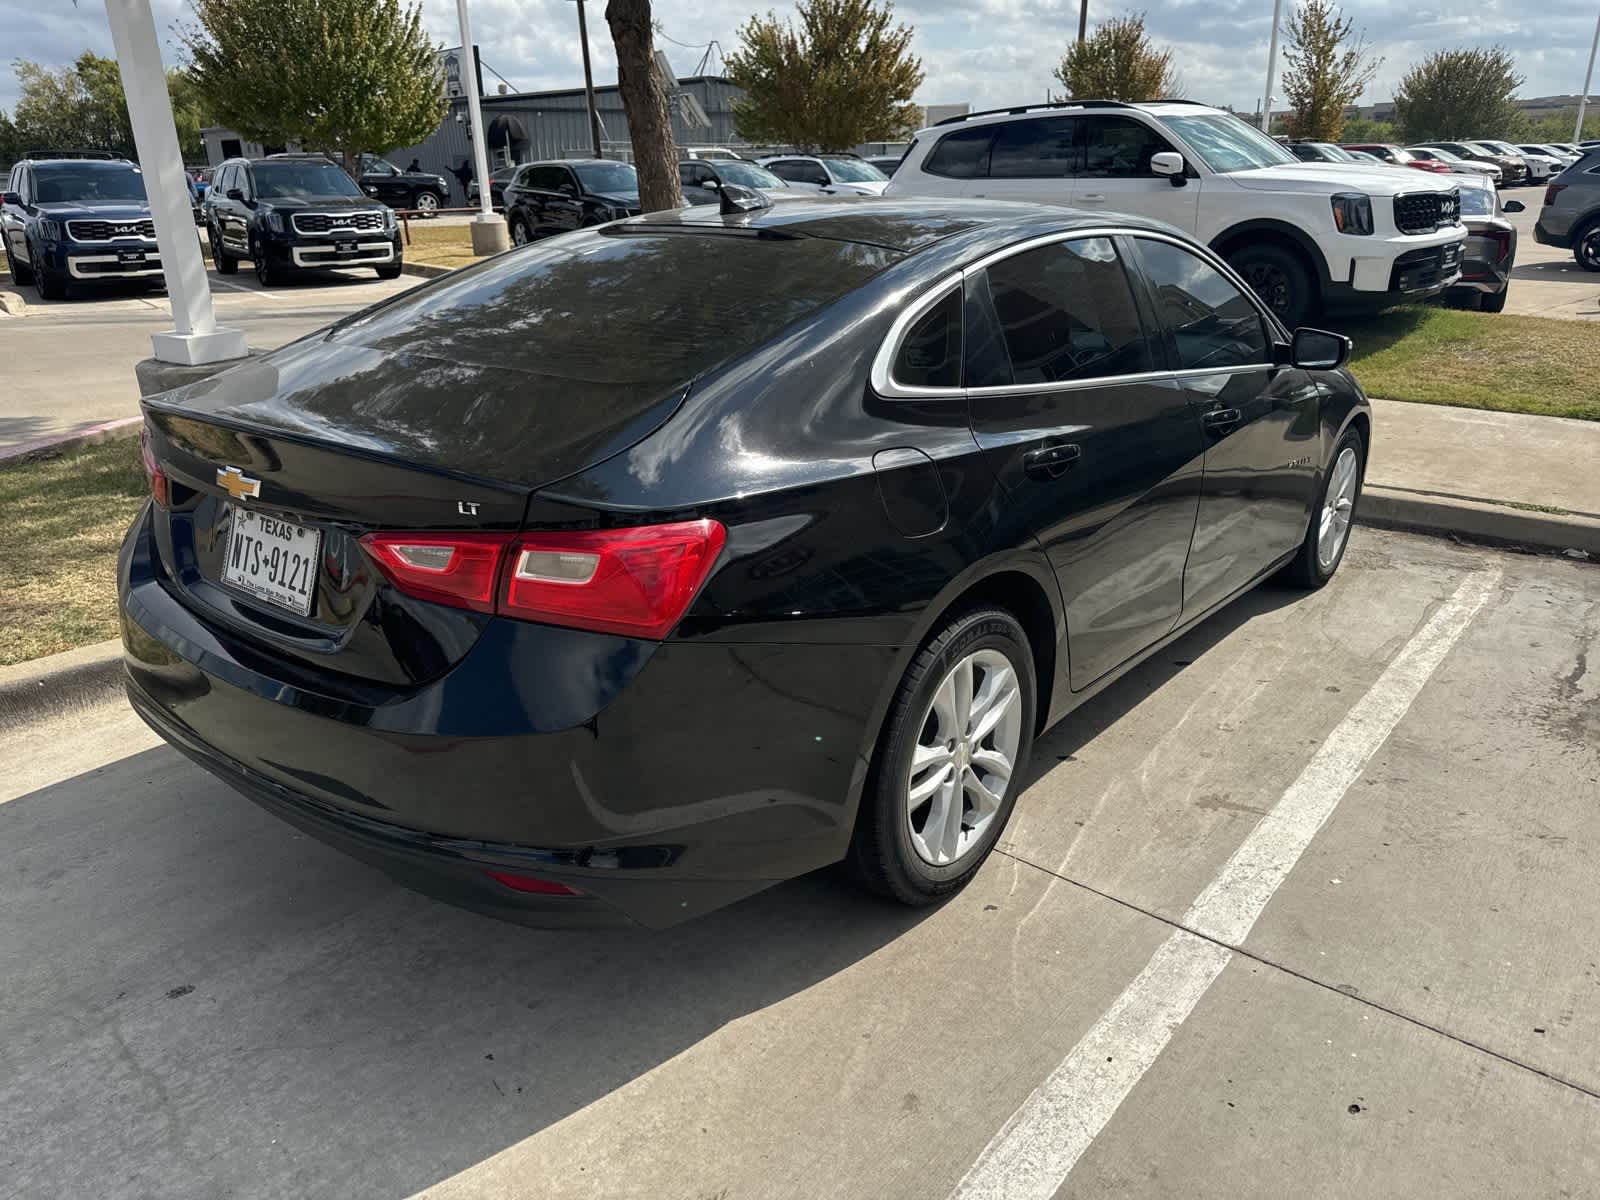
[623,195,1181,254]
[28,157,137,169]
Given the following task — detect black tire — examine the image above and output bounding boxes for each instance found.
[1480,283,1509,313]
[1573,222,1600,272]
[376,259,403,279]
[210,224,238,274]
[1280,426,1366,589]
[31,243,67,300]
[412,190,441,217]
[509,215,532,247]
[847,607,1037,906]
[251,234,283,287]
[4,239,33,285]
[1227,242,1316,330]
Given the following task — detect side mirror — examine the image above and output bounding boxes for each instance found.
[702,179,721,190]
[226,188,245,201]
[1151,151,1187,187]
[558,183,577,198]
[1503,199,1525,213]
[1289,327,1352,371]
[0,191,20,207]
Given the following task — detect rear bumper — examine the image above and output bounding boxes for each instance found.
[118,505,891,928]
[1534,219,1572,249]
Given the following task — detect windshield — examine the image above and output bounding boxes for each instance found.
[822,158,888,182]
[717,161,784,188]
[1419,147,1462,163]
[1458,184,1496,217]
[254,161,364,199]
[34,165,148,204]
[1464,143,1504,157]
[574,161,639,194]
[1314,143,1357,161]
[1386,147,1415,163]
[1163,114,1298,173]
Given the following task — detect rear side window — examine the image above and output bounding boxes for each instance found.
[976,237,1151,385]
[924,127,994,179]
[1081,116,1175,178]
[989,117,1079,179]
[769,159,828,186]
[892,290,962,389]
[1130,239,1269,370]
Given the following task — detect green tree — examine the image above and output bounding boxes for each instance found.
[181,0,444,176]
[1391,47,1527,143]
[10,53,210,161]
[1279,0,1381,140]
[0,110,18,167]
[1528,108,1600,143]
[724,0,924,150]
[1054,13,1179,102]
[1341,115,1396,143]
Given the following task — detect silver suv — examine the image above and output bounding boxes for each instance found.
[1534,151,1600,270]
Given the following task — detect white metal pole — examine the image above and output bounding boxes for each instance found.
[1576,9,1600,143]
[455,0,494,219]
[1261,0,1285,134]
[104,0,245,365]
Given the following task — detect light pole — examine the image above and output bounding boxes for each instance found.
[1261,0,1285,135]
[1577,9,1600,143]
[573,0,604,158]
[1077,0,1088,44]
[454,0,508,253]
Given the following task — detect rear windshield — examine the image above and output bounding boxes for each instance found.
[343,228,899,386]
[822,158,888,182]
[34,164,147,203]
[1458,185,1496,217]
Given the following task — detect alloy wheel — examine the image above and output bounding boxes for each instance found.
[415,191,439,214]
[1239,262,1290,315]
[905,649,1022,867]
[1317,446,1359,569]
[511,220,530,246]
[1578,230,1600,271]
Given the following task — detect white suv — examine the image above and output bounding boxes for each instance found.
[885,99,1466,327]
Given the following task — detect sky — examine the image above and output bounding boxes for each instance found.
[5,1,1599,122]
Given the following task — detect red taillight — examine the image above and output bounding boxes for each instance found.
[139,423,169,507]
[359,532,510,614]
[359,518,726,640]
[483,869,583,896]
[502,519,726,640]
[1487,229,1514,263]
[1544,183,1567,207]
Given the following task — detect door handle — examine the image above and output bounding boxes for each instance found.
[1201,408,1242,437]
[1078,193,1106,203]
[1022,442,1082,480]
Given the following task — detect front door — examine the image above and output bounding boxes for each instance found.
[1125,235,1322,616]
[965,234,1207,690]
[1075,115,1200,232]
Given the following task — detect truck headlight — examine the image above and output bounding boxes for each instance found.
[265,211,284,233]
[37,218,63,242]
[382,207,396,230]
[1330,193,1373,236]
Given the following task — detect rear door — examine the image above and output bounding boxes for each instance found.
[1124,234,1321,616]
[766,159,829,192]
[540,166,584,234]
[967,116,1078,207]
[1077,115,1198,231]
[965,233,1206,690]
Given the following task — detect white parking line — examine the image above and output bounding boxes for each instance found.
[950,566,1502,1200]
[210,276,276,299]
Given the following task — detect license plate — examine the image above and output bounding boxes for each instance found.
[118,250,146,264]
[1441,244,1462,269]
[221,506,321,616]
[336,240,357,255]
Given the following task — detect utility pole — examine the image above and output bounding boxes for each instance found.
[455,0,509,253]
[1577,8,1600,143]
[1077,0,1088,43]
[1261,0,1285,134]
[575,0,604,158]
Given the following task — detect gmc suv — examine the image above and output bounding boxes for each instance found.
[1,152,165,300]
[204,154,402,286]
[885,99,1467,328]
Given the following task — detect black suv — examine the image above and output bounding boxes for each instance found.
[204,154,402,286]
[502,160,640,245]
[358,155,450,213]
[1,152,164,300]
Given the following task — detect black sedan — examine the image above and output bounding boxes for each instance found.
[122,197,1370,928]
[1446,181,1522,312]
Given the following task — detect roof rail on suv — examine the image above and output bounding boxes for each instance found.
[22,149,126,161]
[934,99,1137,126]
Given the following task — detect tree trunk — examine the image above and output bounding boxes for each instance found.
[604,0,683,213]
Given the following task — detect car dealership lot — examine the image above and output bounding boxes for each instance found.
[4,530,1596,1198]
[0,266,418,451]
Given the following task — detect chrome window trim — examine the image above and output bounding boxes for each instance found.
[874,225,1285,401]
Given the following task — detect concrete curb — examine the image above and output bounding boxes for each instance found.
[1359,485,1600,557]
[0,288,27,316]
[402,261,453,279]
[0,416,142,469]
[0,639,125,729]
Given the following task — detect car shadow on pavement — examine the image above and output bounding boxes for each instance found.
[0,741,930,1198]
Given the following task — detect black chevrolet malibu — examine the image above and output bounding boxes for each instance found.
[121,197,1370,928]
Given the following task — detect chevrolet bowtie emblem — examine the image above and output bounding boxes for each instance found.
[217,465,261,501]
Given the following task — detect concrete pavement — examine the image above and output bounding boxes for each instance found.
[3,530,1596,1198]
